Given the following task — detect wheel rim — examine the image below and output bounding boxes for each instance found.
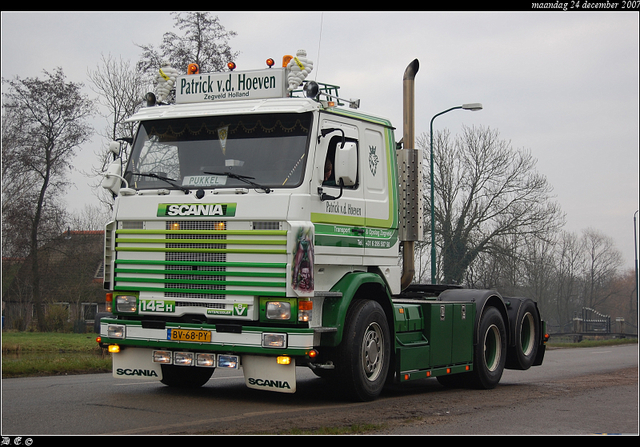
[361,322,384,382]
[520,312,536,357]
[483,324,502,372]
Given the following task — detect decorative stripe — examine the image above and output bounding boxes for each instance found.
[114,285,285,297]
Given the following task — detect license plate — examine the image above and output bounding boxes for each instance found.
[167,328,211,342]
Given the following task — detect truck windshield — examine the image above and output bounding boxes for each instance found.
[125,112,312,191]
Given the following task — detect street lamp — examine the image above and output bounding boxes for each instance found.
[634,210,639,324]
[429,103,483,284]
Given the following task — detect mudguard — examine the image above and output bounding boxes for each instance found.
[320,272,393,346]
[437,288,509,345]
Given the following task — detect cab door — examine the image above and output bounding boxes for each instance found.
[363,125,398,256]
[310,117,364,264]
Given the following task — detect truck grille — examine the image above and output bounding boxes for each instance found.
[111,220,287,318]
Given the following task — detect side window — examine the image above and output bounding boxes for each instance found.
[323,136,359,189]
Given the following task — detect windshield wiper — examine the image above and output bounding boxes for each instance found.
[203,171,271,194]
[133,172,190,194]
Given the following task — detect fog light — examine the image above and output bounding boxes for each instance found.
[276,355,291,365]
[262,333,287,348]
[217,354,239,369]
[174,352,194,366]
[153,350,172,364]
[107,324,125,339]
[196,353,216,368]
[108,344,120,353]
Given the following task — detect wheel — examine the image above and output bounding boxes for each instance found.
[160,365,214,388]
[335,300,391,401]
[506,299,540,370]
[468,306,507,389]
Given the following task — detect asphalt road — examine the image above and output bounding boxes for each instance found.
[1,344,637,435]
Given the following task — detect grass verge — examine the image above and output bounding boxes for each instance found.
[2,331,111,378]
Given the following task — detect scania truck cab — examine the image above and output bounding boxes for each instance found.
[99,51,546,401]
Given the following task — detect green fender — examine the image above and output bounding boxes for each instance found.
[320,271,393,347]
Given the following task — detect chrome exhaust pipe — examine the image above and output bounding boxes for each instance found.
[399,59,421,290]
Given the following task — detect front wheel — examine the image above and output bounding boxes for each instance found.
[335,300,391,401]
[160,365,214,388]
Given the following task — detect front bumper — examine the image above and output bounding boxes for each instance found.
[99,318,316,356]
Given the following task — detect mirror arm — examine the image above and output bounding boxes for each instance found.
[318,179,344,202]
[318,128,345,148]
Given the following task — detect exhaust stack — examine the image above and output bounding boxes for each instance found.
[398,59,422,290]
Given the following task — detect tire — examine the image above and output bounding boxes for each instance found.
[468,306,507,389]
[335,300,391,401]
[160,365,214,388]
[506,299,540,370]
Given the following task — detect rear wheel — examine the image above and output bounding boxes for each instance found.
[468,306,507,389]
[506,300,540,370]
[160,365,214,388]
[335,300,391,401]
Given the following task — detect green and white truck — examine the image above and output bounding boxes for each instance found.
[98,52,547,401]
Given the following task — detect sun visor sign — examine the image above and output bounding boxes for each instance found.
[175,68,287,104]
[157,203,237,217]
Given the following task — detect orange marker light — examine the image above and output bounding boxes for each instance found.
[227,62,236,71]
[282,55,293,67]
[266,58,275,68]
[187,63,199,74]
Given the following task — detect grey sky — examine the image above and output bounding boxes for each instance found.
[2,11,638,270]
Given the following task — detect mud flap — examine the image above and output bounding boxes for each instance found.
[112,347,163,380]
[242,355,296,393]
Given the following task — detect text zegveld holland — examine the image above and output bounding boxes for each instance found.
[179,73,278,97]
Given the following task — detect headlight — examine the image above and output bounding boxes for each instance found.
[266,302,291,320]
[174,352,194,366]
[116,295,137,313]
[262,333,287,348]
[107,324,125,339]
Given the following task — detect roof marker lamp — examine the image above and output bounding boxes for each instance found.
[266,58,275,68]
[227,62,236,71]
[187,63,199,74]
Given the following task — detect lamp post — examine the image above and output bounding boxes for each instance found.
[634,210,639,326]
[429,103,483,284]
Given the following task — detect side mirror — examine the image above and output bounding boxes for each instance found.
[101,159,123,195]
[334,142,357,186]
[108,141,120,157]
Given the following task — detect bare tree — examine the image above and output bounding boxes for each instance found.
[2,68,94,331]
[418,125,564,285]
[136,12,238,76]
[87,53,147,209]
[88,53,146,144]
[580,228,623,309]
[552,231,586,329]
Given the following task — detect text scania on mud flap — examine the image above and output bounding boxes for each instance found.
[97,50,548,402]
